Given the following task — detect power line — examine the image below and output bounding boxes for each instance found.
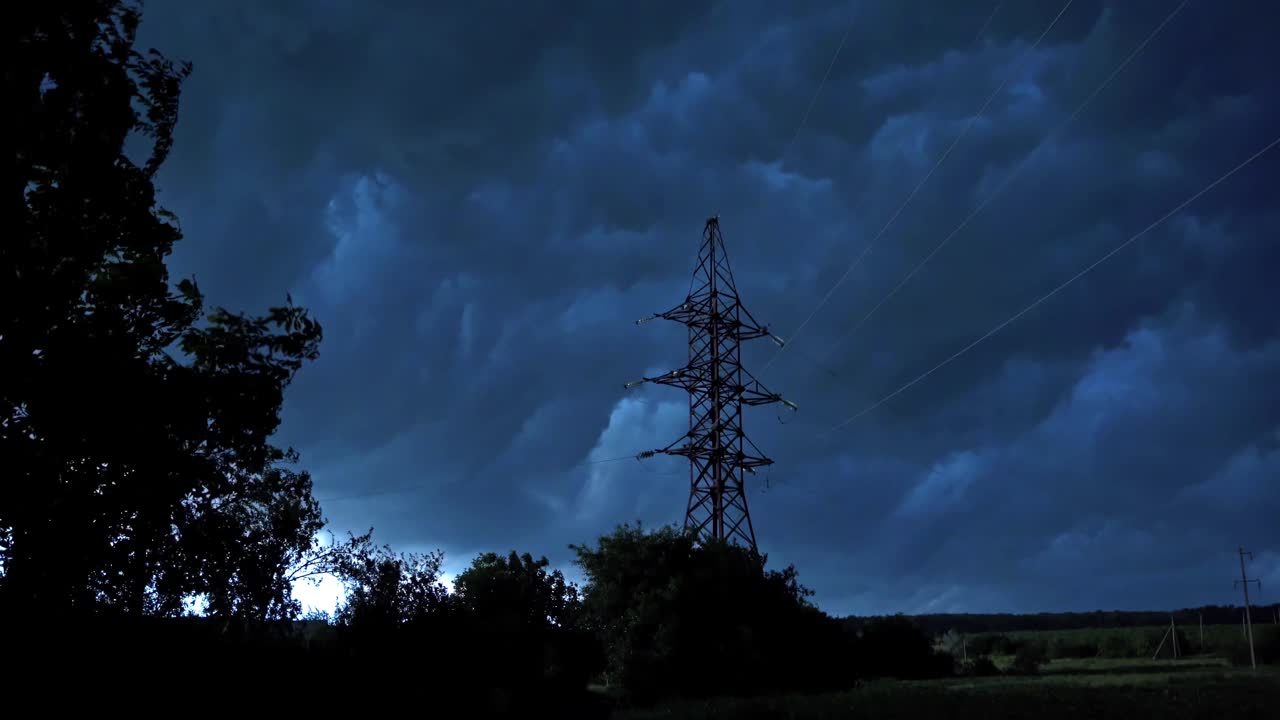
[746,4,1001,389]
[973,3,1004,44]
[818,0,1192,365]
[749,5,865,383]
[759,0,1070,377]
[820,132,1280,437]
[777,7,858,168]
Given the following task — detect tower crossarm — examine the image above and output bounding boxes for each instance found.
[634,302,786,347]
[644,421,776,471]
[732,372,798,410]
[649,443,775,473]
[621,362,710,393]
[622,367,795,412]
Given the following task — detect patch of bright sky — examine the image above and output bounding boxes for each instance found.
[575,393,685,525]
[291,570,457,618]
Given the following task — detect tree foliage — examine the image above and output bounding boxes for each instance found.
[875,606,1272,636]
[454,551,582,630]
[2,0,323,620]
[571,523,856,703]
[321,537,602,714]
[329,530,452,633]
[854,614,955,680]
[1011,639,1049,675]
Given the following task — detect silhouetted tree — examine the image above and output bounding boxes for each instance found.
[325,538,606,714]
[941,628,966,656]
[571,523,856,705]
[854,614,954,680]
[453,551,601,705]
[330,531,451,633]
[958,655,1001,677]
[2,0,323,620]
[1011,639,1049,674]
[454,551,582,630]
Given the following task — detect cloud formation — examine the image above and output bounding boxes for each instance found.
[137,0,1280,614]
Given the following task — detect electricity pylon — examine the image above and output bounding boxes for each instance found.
[625,216,796,554]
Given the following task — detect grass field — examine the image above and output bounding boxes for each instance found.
[994,623,1261,649]
[952,622,1277,664]
[613,657,1280,719]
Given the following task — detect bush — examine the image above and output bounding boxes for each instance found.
[1048,636,1098,659]
[855,615,955,680]
[1099,633,1132,658]
[1226,625,1280,666]
[571,524,859,705]
[969,633,1015,656]
[1011,640,1048,675]
[958,656,1001,677]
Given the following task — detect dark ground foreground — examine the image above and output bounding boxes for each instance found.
[614,660,1280,719]
[8,620,1275,717]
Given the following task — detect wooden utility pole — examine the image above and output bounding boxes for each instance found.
[1171,616,1179,659]
[1235,546,1260,671]
[1153,623,1172,660]
[1199,612,1204,650]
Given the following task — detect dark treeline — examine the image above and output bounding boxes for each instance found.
[8,521,958,712]
[851,606,1280,637]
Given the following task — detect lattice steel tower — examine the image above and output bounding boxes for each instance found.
[625,216,796,554]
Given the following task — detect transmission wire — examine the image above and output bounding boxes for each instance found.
[818,0,1193,366]
[819,133,1280,437]
[759,0,1071,377]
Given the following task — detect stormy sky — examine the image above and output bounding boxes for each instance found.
[135,0,1280,617]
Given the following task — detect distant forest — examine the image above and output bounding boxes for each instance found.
[846,605,1280,636]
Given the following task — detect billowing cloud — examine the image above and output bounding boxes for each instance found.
[138,0,1280,615]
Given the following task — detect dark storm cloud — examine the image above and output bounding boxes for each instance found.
[137,0,1280,612]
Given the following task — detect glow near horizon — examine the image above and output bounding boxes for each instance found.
[291,571,458,617]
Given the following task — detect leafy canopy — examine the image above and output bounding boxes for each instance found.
[2,0,324,619]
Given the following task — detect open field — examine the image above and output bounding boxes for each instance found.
[992,623,1266,648]
[615,658,1280,719]
[951,622,1279,665]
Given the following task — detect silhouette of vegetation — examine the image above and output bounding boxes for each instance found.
[568,523,947,705]
[453,550,601,694]
[1226,625,1280,667]
[872,607,1279,636]
[852,613,955,680]
[4,0,322,622]
[961,622,1276,666]
[958,655,1001,677]
[1011,639,1049,674]
[307,532,603,714]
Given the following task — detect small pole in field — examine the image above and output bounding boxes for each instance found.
[1234,546,1259,671]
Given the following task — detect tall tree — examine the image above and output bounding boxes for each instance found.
[571,523,853,702]
[2,0,324,618]
[453,551,582,631]
[330,532,452,631]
